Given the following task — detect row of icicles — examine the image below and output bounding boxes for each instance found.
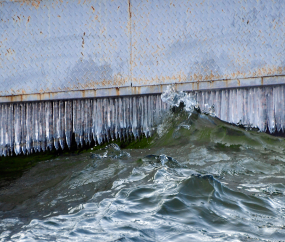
[0,95,169,156]
[0,85,284,156]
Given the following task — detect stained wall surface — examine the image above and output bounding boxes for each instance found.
[0,0,285,100]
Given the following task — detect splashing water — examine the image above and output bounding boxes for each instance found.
[162,85,285,134]
[1,92,285,241]
[161,85,198,113]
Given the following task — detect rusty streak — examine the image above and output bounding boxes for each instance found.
[1,75,285,104]
[128,0,133,87]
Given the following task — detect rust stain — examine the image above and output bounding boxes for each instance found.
[35,93,41,101]
[5,48,15,57]
[2,63,284,101]
[91,6,95,12]
[27,16,31,23]
[82,33,85,48]
[115,87,120,96]
[18,0,41,9]
[128,0,132,18]
[130,65,285,87]
[31,0,41,9]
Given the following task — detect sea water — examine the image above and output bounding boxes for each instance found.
[1,87,285,241]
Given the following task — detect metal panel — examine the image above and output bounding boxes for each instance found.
[0,0,131,96]
[0,0,285,99]
[131,0,285,86]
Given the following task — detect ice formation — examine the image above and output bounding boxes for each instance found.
[0,85,284,156]
[0,95,169,156]
[165,85,284,133]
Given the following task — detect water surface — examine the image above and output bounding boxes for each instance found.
[1,110,285,241]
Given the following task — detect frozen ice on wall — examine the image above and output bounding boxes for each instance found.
[0,95,169,156]
[0,86,284,156]
[162,85,285,134]
[195,86,283,133]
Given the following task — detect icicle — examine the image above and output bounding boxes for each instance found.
[32,102,38,152]
[106,98,112,141]
[77,99,83,146]
[38,102,43,152]
[45,102,53,151]
[247,88,252,127]
[266,87,275,133]
[220,90,227,122]
[122,98,127,139]
[117,97,121,139]
[59,101,65,149]
[243,89,248,126]
[254,87,264,132]
[138,96,143,137]
[124,97,128,138]
[14,104,21,155]
[102,98,108,142]
[92,99,97,143]
[74,100,80,146]
[53,101,59,150]
[0,105,3,156]
[109,98,115,140]
[113,98,118,140]
[79,100,84,146]
[247,88,253,128]
[274,86,282,132]
[39,102,46,152]
[137,96,142,136]
[2,105,8,156]
[129,97,133,138]
[96,99,103,144]
[132,96,138,139]
[65,100,72,148]
[281,86,285,132]
[72,100,78,146]
[259,87,267,132]
[85,99,92,145]
[236,89,243,125]
[215,90,221,119]
[153,95,158,127]
[148,95,153,136]
[82,99,90,145]
[227,90,233,123]
[230,89,237,124]
[25,103,31,153]
[7,104,14,155]
[143,96,149,137]
[202,91,207,113]
[127,97,131,138]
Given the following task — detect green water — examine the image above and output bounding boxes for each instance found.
[1,110,285,241]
